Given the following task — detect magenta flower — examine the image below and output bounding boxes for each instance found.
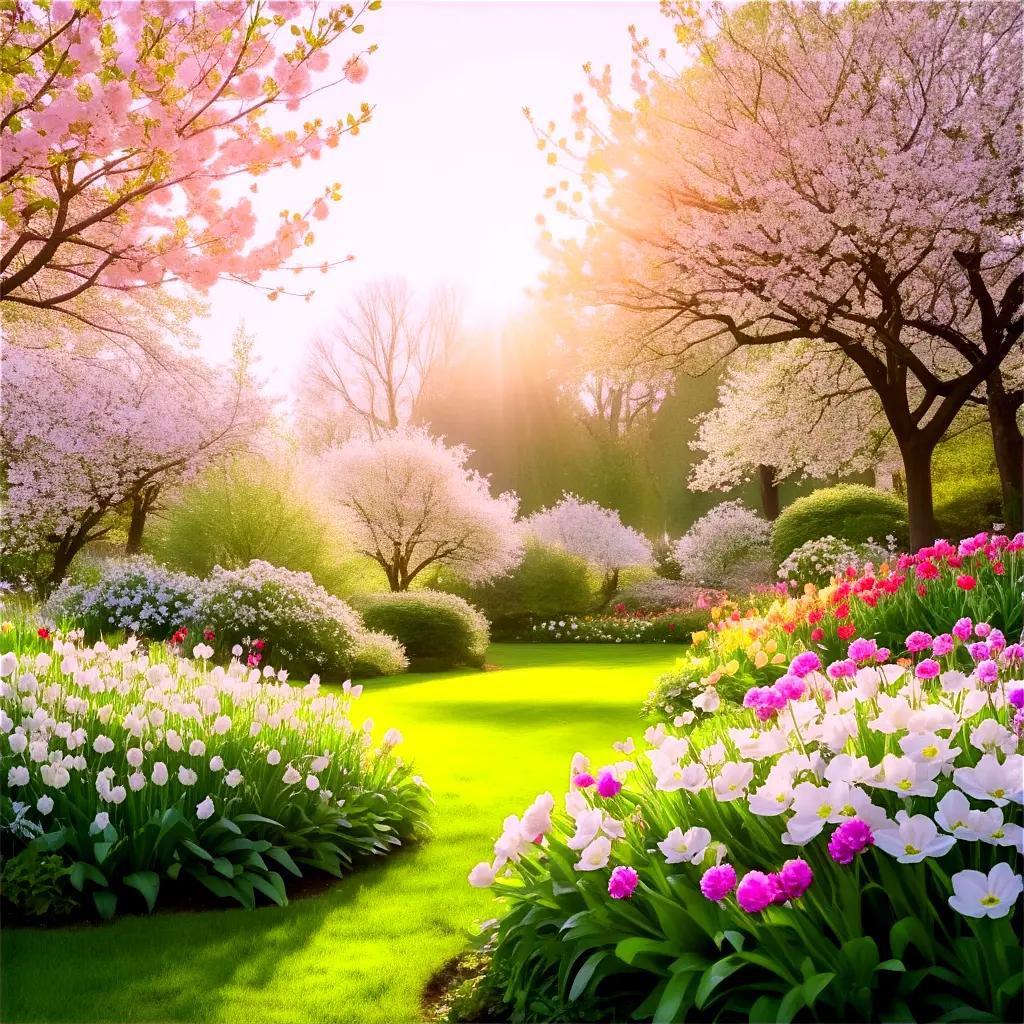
[968,641,991,662]
[1008,688,1024,710]
[699,864,737,902]
[952,617,973,641]
[572,772,595,789]
[1003,644,1024,663]
[778,859,813,900]
[789,651,821,678]
[847,638,877,662]
[906,630,932,653]
[874,647,891,663]
[931,633,954,657]
[775,676,806,701]
[976,659,999,685]
[915,659,940,680]
[596,771,622,798]
[828,819,874,864]
[975,622,992,638]
[827,659,857,679]
[608,865,639,900]
[736,871,777,913]
[988,629,1006,653]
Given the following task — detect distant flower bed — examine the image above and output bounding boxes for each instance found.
[0,629,428,921]
[524,606,706,644]
[462,533,1024,1023]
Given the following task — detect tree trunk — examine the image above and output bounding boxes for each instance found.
[125,495,147,555]
[757,465,781,520]
[899,438,938,550]
[987,371,1023,533]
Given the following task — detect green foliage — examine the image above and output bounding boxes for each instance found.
[354,590,490,670]
[432,540,595,638]
[0,847,79,919]
[772,484,909,564]
[350,630,409,678]
[147,458,351,594]
[933,426,1004,537]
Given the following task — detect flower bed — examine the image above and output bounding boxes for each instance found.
[523,609,701,644]
[463,534,1024,1023]
[0,627,429,921]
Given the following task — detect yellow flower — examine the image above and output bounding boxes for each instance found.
[723,659,739,676]
[771,653,786,665]
[0,621,11,633]
[691,630,708,646]
[754,651,769,669]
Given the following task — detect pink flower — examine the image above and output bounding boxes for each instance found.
[906,631,932,653]
[915,659,940,680]
[952,617,973,641]
[778,859,813,900]
[874,647,891,663]
[956,574,977,591]
[976,659,999,685]
[788,651,821,678]
[344,56,369,84]
[847,637,878,662]
[608,865,639,900]
[931,633,954,657]
[736,871,777,913]
[572,772,595,789]
[975,622,992,638]
[596,771,622,798]
[828,819,874,864]
[699,864,737,902]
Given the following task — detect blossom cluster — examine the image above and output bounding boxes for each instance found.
[777,535,899,587]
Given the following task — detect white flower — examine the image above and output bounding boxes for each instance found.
[969,720,1016,757]
[151,761,169,786]
[166,730,182,752]
[209,755,224,771]
[311,754,330,772]
[899,732,960,767]
[129,772,146,791]
[948,863,1023,919]
[468,861,499,888]
[0,652,18,677]
[283,766,301,784]
[177,766,198,786]
[90,811,110,834]
[521,792,554,839]
[231,644,243,657]
[188,739,206,757]
[267,749,281,766]
[108,785,127,804]
[693,688,721,713]
[225,769,243,788]
[657,826,711,864]
[212,715,231,735]
[573,835,612,871]
[8,732,27,754]
[747,776,794,816]
[305,774,320,791]
[713,761,754,802]
[36,795,54,815]
[870,754,940,798]
[92,734,114,754]
[7,765,29,786]
[953,754,1024,806]
[196,796,215,820]
[126,746,144,768]
[382,728,402,748]
[874,810,956,863]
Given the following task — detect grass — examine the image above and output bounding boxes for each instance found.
[0,642,680,1024]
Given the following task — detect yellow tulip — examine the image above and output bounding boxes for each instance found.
[771,653,786,665]
[754,651,769,669]
[724,659,739,676]
[691,630,708,646]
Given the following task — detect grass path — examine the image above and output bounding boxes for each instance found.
[1,643,679,1024]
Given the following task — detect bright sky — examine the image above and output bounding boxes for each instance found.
[200,0,669,399]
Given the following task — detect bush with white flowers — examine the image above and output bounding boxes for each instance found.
[0,631,429,919]
[464,552,1023,1021]
[673,501,774,593]
[44,556,202,642]
[777,534,898,587]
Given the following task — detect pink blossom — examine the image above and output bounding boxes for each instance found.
[736,871,777,913]
[608,865,639,899]
[596,771,622,798]
[699,864,737,902]
[915,659,940,680]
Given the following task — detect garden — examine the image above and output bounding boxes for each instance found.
[1,2,1022,1023]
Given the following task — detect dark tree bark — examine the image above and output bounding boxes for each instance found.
[125,484,161,555]
[757,464,781,520]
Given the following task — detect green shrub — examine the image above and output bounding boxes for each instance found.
[354,591,489,670]
[0,847,79,919]
[432,540,594,638]
[771,484,908,563]
[194,561,363,679]
[351,630,409,678]
[147,457,351,594]
[932,425,1004,537]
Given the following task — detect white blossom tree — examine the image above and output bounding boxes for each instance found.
[320,428,522,591]
[526,493,653,599]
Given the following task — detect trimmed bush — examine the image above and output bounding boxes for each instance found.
[673,501,774,594]
[771,483,908,563]
[433,540,594,638]
[194,561,364,679]
[354,590,489,670]
[43,556,202,641]
[351,630,409,678]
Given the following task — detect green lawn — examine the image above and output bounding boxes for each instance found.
[0,643,679,1024]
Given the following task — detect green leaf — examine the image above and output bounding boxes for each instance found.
[568,951,607,1002]
[181,840,213,863]
[695,955,745,1009]
[93,890,117,919]
[878,959,906,973]
[93,841,114,865]
[124,871,160,913]
[653,970,698,1024]
[248,871,288,908]
[264,846,302,877]
[69,861,107,891]
[803,972,834,1008]
[615,937,677,966]
[212,857,236,879]
[776,985,805,1024]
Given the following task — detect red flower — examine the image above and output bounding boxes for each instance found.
[807,609,823,624]
[837,624,856,641]
[202,627,216,643]
[991,561,1005,576]
[915,561,939,580]
[916,584,928,597]
[810,627,825,642]
[782,622,795,634]
[37,627,50,639]
[956,574,977,591]
[833,603,850,621]
[860,592,878,607]
[252,638,266,651]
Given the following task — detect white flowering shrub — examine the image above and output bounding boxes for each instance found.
[43,557,202,641]
[615,578,722,613]
[673,501,774,594]
[193,561,365,678]
[777,535,898,587]
[0,629,428,919]
[350,630,410,678]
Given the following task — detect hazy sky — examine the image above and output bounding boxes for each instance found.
[200,1,669,399]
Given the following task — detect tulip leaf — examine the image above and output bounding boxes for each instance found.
[92,890,117,919]
[695,955,745,1009]
[124,871,160,913]
[653,970,698,1024]
[568,951,608,1002]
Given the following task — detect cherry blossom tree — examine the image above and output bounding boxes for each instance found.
[1,0,378,322]
[320,428,522,591]
[537,1,1024,546]
[526,493,653,599]
[0,344,264,591]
